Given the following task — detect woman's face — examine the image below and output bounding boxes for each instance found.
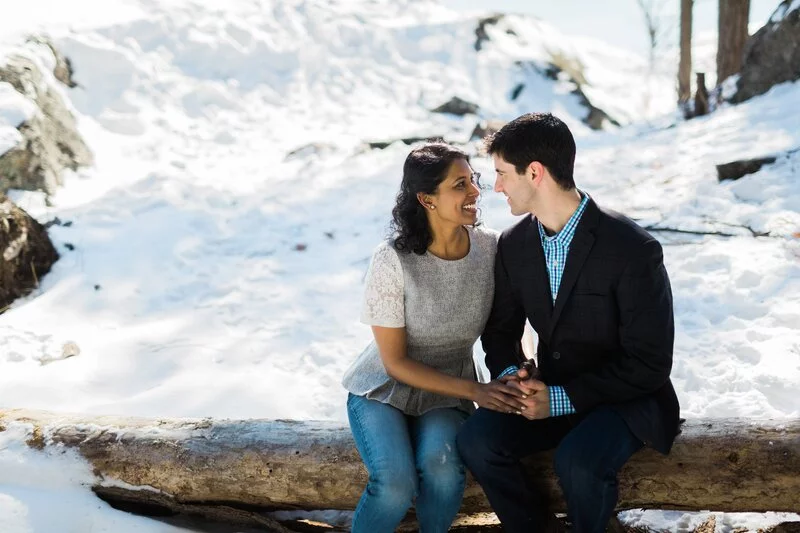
[429,158,481,226]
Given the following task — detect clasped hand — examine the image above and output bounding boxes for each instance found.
[473,366,550,420]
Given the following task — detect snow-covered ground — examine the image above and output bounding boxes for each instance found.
[0,0,798,531]
[0,423,195,533]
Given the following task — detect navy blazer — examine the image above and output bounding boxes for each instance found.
[481,197,680,454]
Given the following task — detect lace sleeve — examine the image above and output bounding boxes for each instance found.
[360,242,405,327]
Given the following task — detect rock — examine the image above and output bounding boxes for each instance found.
[284,143,335,162]
[0,193,59,312]
[694,515,716,533]
[548,50,588,87]
[717,155,778,181]
[474,14,504,52]
[510,83,525,101]
[572,84,620,130]
[0,45,93,195]
[26,36,78,88]
[430,96,479,116]
[62,341,80,358]
[470,119,506,143]
[39,341,81,366]
[515,60,619,130]
[732,1,800,103]
[367,136,446,150]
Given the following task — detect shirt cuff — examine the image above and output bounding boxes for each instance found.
[549,385,576,417]
[497,365,519,379]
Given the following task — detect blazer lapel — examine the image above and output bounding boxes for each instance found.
[524,216,553,331]
[548,199,600,337]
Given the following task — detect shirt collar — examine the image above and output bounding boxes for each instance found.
[537,190,589,246]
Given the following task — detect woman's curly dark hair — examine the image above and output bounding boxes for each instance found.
[390,142,478,255]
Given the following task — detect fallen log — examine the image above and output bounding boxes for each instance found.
[716,148,798,181]
[1,409,798,518]
[717,155,777,181]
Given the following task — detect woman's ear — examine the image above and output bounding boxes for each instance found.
[416,192,435,210]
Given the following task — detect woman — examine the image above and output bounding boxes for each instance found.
[342,142,527,533]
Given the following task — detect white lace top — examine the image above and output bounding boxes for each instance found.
[360,242,405,327]
[342,225,499,416]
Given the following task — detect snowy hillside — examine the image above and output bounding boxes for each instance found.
[0,0,670,420]
[0,0,798,531]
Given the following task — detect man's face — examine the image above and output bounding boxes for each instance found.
[493,155,533,216]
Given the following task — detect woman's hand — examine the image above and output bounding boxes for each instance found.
[471,381,530,414]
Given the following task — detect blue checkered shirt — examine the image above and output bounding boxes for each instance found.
[498,191,589,417]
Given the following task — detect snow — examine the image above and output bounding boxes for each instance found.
[620,509,800,533]
[0,422,194,533]
[0,0,798,531]
[770,0,800,23]
[0,82,34,155]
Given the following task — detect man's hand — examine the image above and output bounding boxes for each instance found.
[517,381,550,420]
[503,367,550,420]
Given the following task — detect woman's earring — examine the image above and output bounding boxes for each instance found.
[429,205,436,210]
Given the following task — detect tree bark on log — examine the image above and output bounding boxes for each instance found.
[1,409,798,516]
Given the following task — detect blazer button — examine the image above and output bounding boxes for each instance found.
[552,351,561,360]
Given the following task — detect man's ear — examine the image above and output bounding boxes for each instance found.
[528,161,545,185]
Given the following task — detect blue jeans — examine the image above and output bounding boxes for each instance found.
[457,406,643,533]
[347,393,468,533]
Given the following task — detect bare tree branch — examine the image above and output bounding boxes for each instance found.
[643,224,772,238]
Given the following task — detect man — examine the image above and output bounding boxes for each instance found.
[457,113,680,533]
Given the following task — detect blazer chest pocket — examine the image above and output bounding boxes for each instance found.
[572,291,616,340]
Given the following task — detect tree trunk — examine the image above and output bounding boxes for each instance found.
[694,72,709,116]
[717,0,750,85]
[2,409,798,519]
[678,0,694,105]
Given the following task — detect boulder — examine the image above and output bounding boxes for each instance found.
[732,1,800,103]
[0,194,59,311]
[572,84,620,130]
[431,96,480,116]
[516,60,619,130]
[474,14,504,52]
[26,36,78,88]
[510,83,525,101]
[367,136,447,150]
[0,42,92,195]
[470,119,506,143]
[284,143,336,161]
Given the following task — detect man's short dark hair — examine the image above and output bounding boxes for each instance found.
[485,113,576,190]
